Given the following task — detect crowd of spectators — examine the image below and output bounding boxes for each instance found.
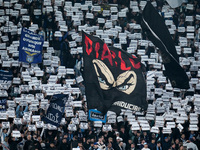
[0,0,200,150]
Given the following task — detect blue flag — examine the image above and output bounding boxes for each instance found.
[0,70,13,85]
[88,109,107,123]
[0,99,6,111]
[43,94,68,126]
[19,28,44,64]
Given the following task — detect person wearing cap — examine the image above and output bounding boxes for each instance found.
[93,142,101,150]
[162,136,172,150]
[134,131,142,149]
[142,142,150,150]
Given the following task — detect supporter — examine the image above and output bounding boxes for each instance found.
[130,143,136,150]
[24,135,33,150]
[119,126,129,144]
[105,142,114,150]
[0,127,10,143]
[126,139,134,150]
[134,131,142,149]
[83,138,91,150]
[16,103,29,118]
[60,37,71,67]
[8,133,23,150]
[93,142,101,150]
[142,142,150,150]
[155,141,162,150]
[180,134,187,143]
[170,143,176,150]
[96,135,106,150]
[174,139,180,150]
[117,141,126,150]
[1,137,9,150]
[183,140,198,150]
[148,138,157,150]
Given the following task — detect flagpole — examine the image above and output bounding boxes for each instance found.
[40,127,45,137]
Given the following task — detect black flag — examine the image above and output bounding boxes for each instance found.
[82,31,147,115]
[141,2,189,89]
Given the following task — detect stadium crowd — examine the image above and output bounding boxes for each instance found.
[0,0,200,150]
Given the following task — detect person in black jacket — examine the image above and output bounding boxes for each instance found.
[149,139,156,150]
[8,134,23,150]
[60,37,72,68]
[59,138,70,150]
[24,135,34,150]
[161,136,172,150]
[155,141,162,150]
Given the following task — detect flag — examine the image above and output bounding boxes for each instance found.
[141,2,189,89]
[0,99,6,111]
[19,28,44,64]
[43,94,68,126]
[166,0,184,8]
[82,31,147,115]
[0,70,13,88]
[88,109,107,123]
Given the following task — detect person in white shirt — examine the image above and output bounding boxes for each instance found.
[183,140,198,150]
[142,142,150,150]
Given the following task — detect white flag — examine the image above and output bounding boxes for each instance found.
[166,0,186,8]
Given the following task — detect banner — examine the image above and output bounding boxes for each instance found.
[88,109,107,123]
[0,99,6,111]
[82,31,147,115]
[0,70,13,85]
[43,94,68,126]
[141,2,189,89]
[19,28,44,63]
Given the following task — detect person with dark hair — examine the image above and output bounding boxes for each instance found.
[83,138,91,150]
[97,135,106,150]
[126,139,133,150]
[155,141,162,150]
[119,126,129,144]
[60,37,72,68]
[58,138,70,150]
[170,143,176,150]
[16,103,28,118]
[149,139,156,150]
[134,131,142,149]
[8,134,23,150]
[106,142,114,150]
[71,135,78,148]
